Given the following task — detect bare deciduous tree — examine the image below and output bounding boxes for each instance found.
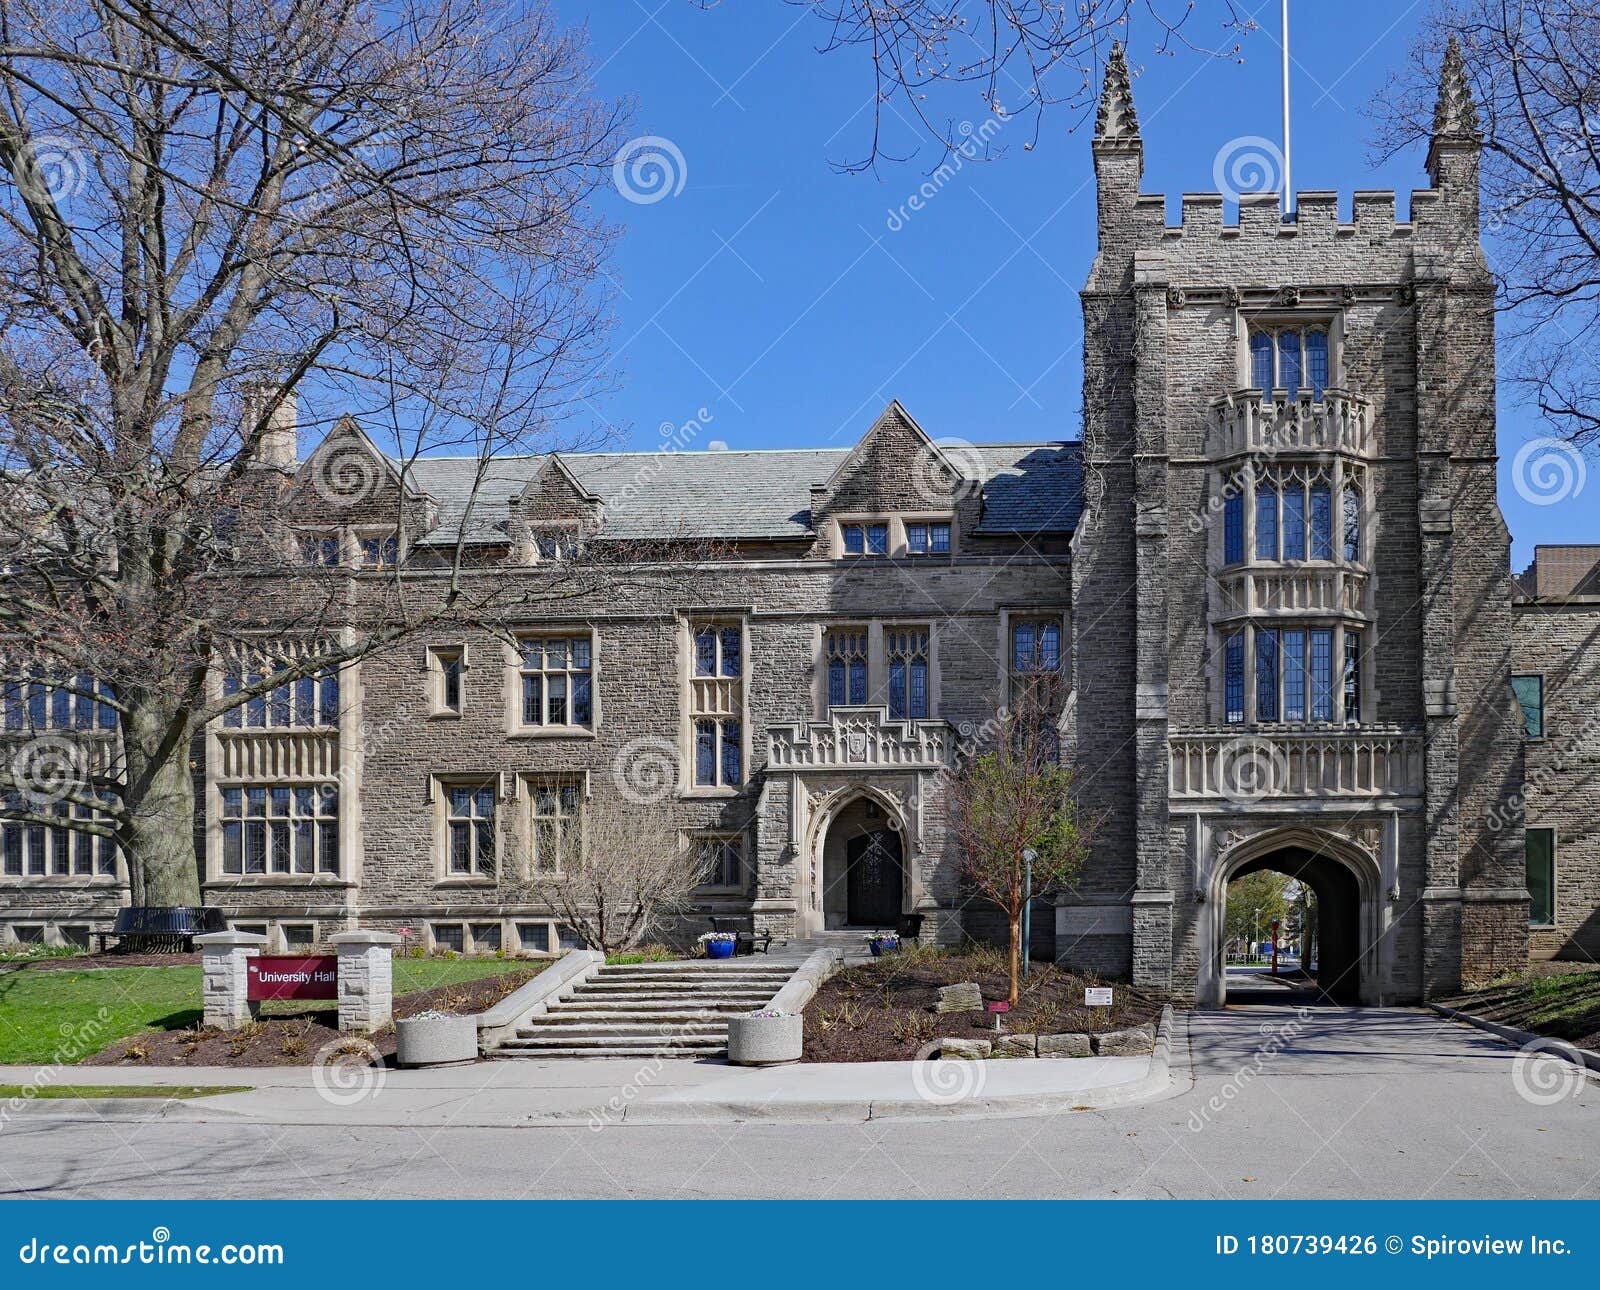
[796,0,1252,170]
[1377,2,1600,449]
[0,0,623,904]
[505,789,713,955]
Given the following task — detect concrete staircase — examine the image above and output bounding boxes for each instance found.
[495,959,799,1059]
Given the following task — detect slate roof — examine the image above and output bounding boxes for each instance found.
[399,442,1083,546]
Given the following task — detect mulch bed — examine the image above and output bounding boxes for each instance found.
[801,949,1165,1063]
[1441,961,1600,1052]
[81,966,540,1068]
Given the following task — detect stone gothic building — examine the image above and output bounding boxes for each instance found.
[4,46,1595,1005]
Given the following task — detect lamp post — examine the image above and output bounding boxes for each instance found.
[1021,848,1037,979]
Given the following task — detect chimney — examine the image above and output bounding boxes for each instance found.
[242,383,299,471]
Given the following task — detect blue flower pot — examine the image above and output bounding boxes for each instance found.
[869,937,899,957]
[706,939,736,960]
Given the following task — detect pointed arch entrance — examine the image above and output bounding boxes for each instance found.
[812,789,909,930]
[1201,826,1389,1007]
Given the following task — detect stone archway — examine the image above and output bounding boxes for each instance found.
[809,788,911,931]
[1199,826,1388,1007]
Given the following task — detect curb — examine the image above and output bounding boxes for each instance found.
[623,1004,1182,1124]
[1425,1002,1600,1076]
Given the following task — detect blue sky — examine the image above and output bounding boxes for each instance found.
[558,1,1577,566]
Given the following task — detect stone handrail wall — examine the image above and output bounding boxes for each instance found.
[1207,388,1372,459]
[1168,728,1424,800]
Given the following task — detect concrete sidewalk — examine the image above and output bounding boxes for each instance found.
[0,1011,1181,1126]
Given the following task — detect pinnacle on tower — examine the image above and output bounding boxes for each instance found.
[1432,35,1482,143]
[1427,34,1482,190]
[1094,43,1141,151]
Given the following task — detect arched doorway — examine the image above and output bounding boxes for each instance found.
[1202,828,1386,1007]
[819,795,907,929]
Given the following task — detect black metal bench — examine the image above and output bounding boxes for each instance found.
[708,914,772,957]
[896,913,925,943]
[96,906,227,954]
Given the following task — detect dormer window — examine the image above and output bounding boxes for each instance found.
[300,533,340,567]
[1248,323,1330,398]
[358,533,398,569]
[841,522,888,556]
[905,522,951,555]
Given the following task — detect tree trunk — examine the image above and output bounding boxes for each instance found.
[119,702,201,907]
[1007,911,1022,1007]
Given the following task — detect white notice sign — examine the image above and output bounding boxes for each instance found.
[1084,987,1113,1007]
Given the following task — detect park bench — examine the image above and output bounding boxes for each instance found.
[707,914,773,957]
[95,906,227,953]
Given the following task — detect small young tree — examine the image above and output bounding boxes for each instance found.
[507,790,713,956]
[945,682,1097,1007]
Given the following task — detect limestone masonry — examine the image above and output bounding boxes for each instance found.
[5,44,1595,1005]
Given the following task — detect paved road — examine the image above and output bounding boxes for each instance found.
[1,1005,1595,1199]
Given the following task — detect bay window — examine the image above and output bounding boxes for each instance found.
[1222,625,1351,725]
[1248,324,1330,398]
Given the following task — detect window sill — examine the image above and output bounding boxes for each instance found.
[0,876,122,886]
[426,710,463,721]
[507,727,596,740]
[682,787,744,800]
[208,876,353,887]
[433,877,498,888]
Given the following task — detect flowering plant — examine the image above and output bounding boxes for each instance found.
[698,931,738,944]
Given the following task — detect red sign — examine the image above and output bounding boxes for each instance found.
[247,955,338,1001]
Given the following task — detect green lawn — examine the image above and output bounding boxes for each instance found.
[0,957,524,1065]
[1451,964,1600,1048]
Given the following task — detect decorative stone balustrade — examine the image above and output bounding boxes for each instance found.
[1214,566,1369,620]
[768,706,952,772]
[1207,388,1373,459]
[1168,727,1423,801]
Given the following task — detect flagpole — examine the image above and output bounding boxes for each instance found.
[1281,0,1293,220]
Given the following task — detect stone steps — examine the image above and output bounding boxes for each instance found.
[493,956,799,1060]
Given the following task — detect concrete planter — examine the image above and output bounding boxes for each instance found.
[727,1012,803,1066]
[395,1012,478,1067]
